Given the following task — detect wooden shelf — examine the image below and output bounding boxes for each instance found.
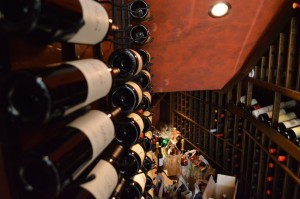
[246,77,300,101]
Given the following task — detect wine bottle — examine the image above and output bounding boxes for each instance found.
[277,153,287,163]
[155,141,160,156]
[133,70,152,91]
[0,0,118,45]
[282,126,300,140]
[130,24,151,45]
[137,49,151,68]
[145,171,154,191]
[110,81,143,114]
[276,118,300,133]
[239,96,259,109]
[120,171,147,199]
[157,146,163,172]
[252,100,296,118]
[142,111,153,133]
[59,144,123,199]
[115,112,144,147]
[119,143,145,178]
[110,178,126,199]
[142,130,153,152]
[108,49,143,81]
[5,59,119,126]
[129,0,150,21]
[180,139,186,153]
[269,111,300,127]
[135,91,152,112]
[19,108,121,197]
[258,108,288,124]
[293,137,300,147]
[143,152,154,172]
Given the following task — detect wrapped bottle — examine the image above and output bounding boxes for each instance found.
[5,59,119,126]
[19,108,121,197]
[58,145,124,199]
[0,0,118,44]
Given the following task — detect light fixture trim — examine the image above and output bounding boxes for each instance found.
[209,2,231,18]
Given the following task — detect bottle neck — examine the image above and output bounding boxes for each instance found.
[104,19,119,38]
[110,178,126,199]
[109,19,119,32]
[108,67,121,78]
[181,139,185,152]
[107,107,122,120]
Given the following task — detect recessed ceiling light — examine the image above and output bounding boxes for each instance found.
[209,2,231,18]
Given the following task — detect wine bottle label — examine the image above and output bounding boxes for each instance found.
[143,111,153,123]
[131,144,145,163]
[68,0,109,44]
[282,119,300,129]
[126,81,143,105]
[128,113,144,134]
[68,110,115,160]
[266,109,286,118]
[278,112,297,123]
[64,59,112,115]
[145,131,153,139]
[133,172,147,193]
[130,49,143,75]
[81,160,118,199]
[291,126,300,137]
[143,91,152,103]
[158,158,164,166]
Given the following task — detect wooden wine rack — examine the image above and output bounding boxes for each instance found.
[0,0,155,198]
[156,8,300,199]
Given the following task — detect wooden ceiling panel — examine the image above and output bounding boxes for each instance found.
[143,0,287,92]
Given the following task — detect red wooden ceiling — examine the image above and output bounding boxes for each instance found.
[143,0,287,92]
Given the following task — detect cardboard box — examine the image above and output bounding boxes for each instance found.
[202,174,238,199]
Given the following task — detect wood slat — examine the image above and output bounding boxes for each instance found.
[247,77,300,101]
[285,17,298,89]
[275,33,287,86]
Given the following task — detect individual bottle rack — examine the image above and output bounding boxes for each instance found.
[0,0,155,199]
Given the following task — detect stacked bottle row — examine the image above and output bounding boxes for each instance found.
[240,95,300,148]
[0,0,155,199]
[0,0,152,46]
